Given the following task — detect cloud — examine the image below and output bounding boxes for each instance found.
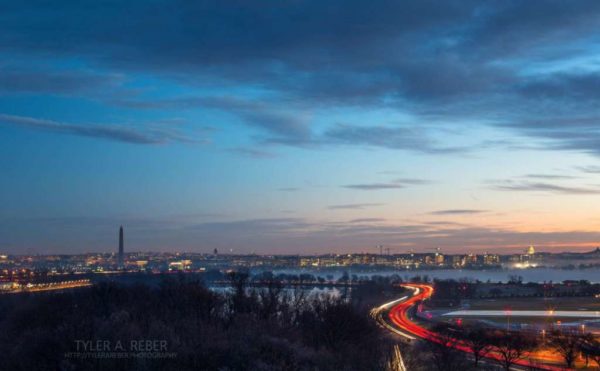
[5,1,597,103]
[518,73,600,102]
[522,174,577,180]
[342,183,405,191]
[4,2,600,155]
[576,166,600,174]
[491,180,600,195]
[328,203,382,210]
[0,113,198,145]
[348,218,386,223]
[118,95,313,146]
[4,214,600,254]
[0,67,124,95]
[496,116,600,156]
[228,147,277,159]
[394,178,433,185]
[342,177,431,191]
[194,97,311,143]
[324,124,465,153]
[430,209,487,215]
[120,97,471,153]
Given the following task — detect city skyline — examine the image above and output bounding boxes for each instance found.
[3,1,600,254]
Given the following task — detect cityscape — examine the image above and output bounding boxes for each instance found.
[1,227,600,369]
[2,1,600,370]
[2,226,600,289]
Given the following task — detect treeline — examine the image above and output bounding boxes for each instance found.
[430,278,600,305]
[0,273,398,371]
[211,270,412,285]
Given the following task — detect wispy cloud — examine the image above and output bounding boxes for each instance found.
[491,180,600,195]
[324,124,466,154]
[394,178,433,185]
[119,96,312,145]
[430,209,487,215]
[576,166,600,174]
[342,177,431,191]
[342,183,405,190]
[228,147,277,159]
[348,218,386,223]
[328,203,382,210]
[522,174,577,180]
[4,214,600,254]
[0,113,199,145]
[0,67,124,95]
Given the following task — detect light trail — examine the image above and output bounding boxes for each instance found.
[443,310,600,318]
[371,296,416,340]
[1,279,92,294]
[375,283,570,371]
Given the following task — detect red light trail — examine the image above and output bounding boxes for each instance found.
[378,283,570,371]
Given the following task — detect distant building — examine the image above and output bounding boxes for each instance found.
[118,226,124,268]
[483,253,500,265]
[527,244,535,255]
[435,253,444,265]
[452,255,462,267]
[168,260,192,271]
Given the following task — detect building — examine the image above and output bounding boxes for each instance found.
[435,253,444,265]
[483,253,500,265]
[168,260,192,271]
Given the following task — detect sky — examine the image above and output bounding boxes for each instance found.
[2,1,600,255]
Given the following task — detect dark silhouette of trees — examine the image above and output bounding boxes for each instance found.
[489,331,538,371]
[460,326,493,367]
[0,276,394,371]
[424,324,469,371]
[228,270,251,315]
[548,329,584,368]
[579,334,600,368]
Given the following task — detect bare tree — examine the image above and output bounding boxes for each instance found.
[548,329,583,368]
[461,326,493,367]
[257,278,283,321]
[580,334,600,369]
[424,324,469,371]
[228,270,250,315]
[491,331,538,371]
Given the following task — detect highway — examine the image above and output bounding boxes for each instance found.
[374,283,570,371]
[0,279,92,294]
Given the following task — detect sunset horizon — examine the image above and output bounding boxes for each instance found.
[3,1,600,255]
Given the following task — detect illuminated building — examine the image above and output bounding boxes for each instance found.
[483,253,500,265]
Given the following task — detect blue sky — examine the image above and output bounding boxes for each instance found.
[2,1,600,254]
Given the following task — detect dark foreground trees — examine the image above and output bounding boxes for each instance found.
[580,335,600,368]
[489,331,538,371]
[0,277,393,371]
[424,324,470,371]
[547,329,585,368]
[459,326,493,367]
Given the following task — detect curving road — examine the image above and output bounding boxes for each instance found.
[374,283,569,371]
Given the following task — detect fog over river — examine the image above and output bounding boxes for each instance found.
[258,267,600,283]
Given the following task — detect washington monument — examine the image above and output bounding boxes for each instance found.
[118,226,124,268]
